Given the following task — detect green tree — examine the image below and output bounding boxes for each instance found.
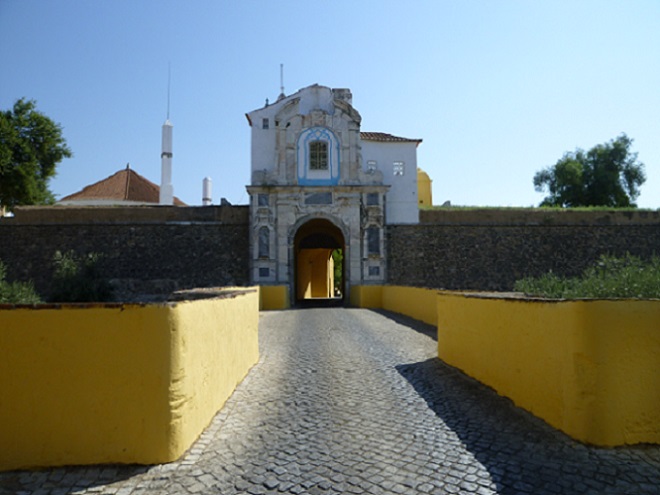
[0,98,72,210]
[534,134,646,207]
[332,249,343,293]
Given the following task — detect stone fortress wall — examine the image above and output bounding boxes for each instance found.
[1,206,659,298]
[0,206,250,298]
[388,209,660,291]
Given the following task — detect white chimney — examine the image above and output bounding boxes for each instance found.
[203,177,212,206]
[159,119,174,205]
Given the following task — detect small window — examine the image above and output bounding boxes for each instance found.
[366,193,379,206]
[259,267,270,278]
[257,193,269,207]
[258,227,269,258]
[393,161,405,176]
[368,266,380,277]
[262,118,269,130]
[367,227,380,256]
[309,141,328,170]
[367,160,377,174]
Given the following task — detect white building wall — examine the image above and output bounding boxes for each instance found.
[360,140,419,224]
[249,106,279,176]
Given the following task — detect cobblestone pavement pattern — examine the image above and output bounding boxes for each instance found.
[2,308,659,495]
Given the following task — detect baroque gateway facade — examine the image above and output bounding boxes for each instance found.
[2,81,659,301]
[245,84,422,303]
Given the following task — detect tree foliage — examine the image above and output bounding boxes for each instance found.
[332,248,343,292]
[0,98,72,209]
[534,134,646,207]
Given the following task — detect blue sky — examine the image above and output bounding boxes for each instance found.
[1,1,659,208]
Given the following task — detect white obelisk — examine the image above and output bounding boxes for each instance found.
[159,119,174,205]
[160,64,174,205]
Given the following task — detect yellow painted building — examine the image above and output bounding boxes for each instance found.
[417,167,433,207]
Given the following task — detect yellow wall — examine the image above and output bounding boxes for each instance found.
[297,248,333,299]
[351,286,659,446]
[349,285,383,309]
[382,286,438,325]
[350,285,437,325]
[437,293,660,446]
[169,293,259,453]
[417,168,433,207]
[260,285,290,310]
[0,289,259,471]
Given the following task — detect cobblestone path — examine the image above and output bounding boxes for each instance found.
[2,308,659,495]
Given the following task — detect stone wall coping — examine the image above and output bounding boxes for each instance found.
[2,205,250,225]
[0,287,257,310]
[420,208,660,226]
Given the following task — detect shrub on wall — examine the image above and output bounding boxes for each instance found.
[515,254,660,299]
[49,251,113,303]
[0,260,41,304]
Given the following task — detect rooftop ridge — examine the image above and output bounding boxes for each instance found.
[360,132,422,143]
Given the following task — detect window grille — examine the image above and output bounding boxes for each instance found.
[309,141,329,170]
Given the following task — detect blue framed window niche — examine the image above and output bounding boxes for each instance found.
[296,126,340,185]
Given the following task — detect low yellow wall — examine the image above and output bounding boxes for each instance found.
[350,285,437,325]
[437,293,660,446]
[382,286,438,326]
[260,285,290,310]
[349,285,383,309]
[168,291,259,458]
[0,289,259,471]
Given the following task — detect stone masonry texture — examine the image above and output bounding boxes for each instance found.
[1,206,659,296]
[2,308,658,494]
[388,210,660,291]
[0,206,250,298]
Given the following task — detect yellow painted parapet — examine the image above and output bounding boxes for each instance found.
[437,293,660,446]
[349,285,383,309]
[260,285,290,310]
[382,286,438,326]
[350,285,438,325]
[0,289,259,471]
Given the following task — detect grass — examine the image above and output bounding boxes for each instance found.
[514,254,660,299]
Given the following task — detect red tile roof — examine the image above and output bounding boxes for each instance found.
[360,132,422,144]
[60,166,186,205]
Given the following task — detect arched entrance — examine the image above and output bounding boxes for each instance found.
[294,218,345,304]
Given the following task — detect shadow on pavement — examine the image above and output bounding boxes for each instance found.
[0,464,152,494]
[370,309,438,341]
[295,297,345,308]
[397,357,660,495]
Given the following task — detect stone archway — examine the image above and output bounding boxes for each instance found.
[293,218,345,303]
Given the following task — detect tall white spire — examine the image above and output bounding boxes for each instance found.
[160,119,174,205]
[160,65,174,205]
[277,63,286,101]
